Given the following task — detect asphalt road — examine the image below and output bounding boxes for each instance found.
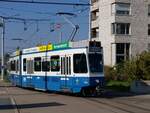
[0,81,150,113]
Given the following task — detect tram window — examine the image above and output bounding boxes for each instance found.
[10,61,13,71]
[61,57,65,74]
[34,57,41,71]
[7,62,11,71]
[68,57,71,75]
[61,58,63,74]
[73,54,88,73]
[16,60,19,72]
[11,60,16,71]
[27,60,34,74]
[88,53,103,73]
[51,56,60,72]
[23,58,26,72]
[42,60,50,72]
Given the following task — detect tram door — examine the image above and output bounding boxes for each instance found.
[60,55,71,89]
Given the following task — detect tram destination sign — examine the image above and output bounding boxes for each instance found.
[89,41,102,52]
[53,42,70,50]
[89,47,102,52]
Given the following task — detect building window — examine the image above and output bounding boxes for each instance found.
[23,58,26,72]
[148,5,150,16]
[34,57,41,72]
[91,27,99,38]
[116,43,130,63]
[112,3,130,15]
[92,0,99,5]
[73,54,88,73]
[91,9,99,21]
[148,24,150,35]
[112,23,130,35]
[148,44,150,51]
[51,56,60,72]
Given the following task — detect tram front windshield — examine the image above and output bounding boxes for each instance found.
[88,53,103,73]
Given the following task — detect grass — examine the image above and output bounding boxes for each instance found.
[106,80,131,92]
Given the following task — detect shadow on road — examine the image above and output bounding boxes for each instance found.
[93,89,150,99]
[0,102,65,110]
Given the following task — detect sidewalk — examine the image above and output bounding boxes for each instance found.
[0,80,15,113]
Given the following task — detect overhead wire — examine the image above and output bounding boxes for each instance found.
[0,1,90,52]
[0,6,56,16]
[0,0,90,6]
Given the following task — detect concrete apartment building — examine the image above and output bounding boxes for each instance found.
[90,0,150,66]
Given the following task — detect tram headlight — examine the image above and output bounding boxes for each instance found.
[95,79,100,83]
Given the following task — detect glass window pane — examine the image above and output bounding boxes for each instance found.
[16,60,19,72]
[116,56,125,63]
[34,57,41,71]
[112,23,116,34]
[11,60,16,71]
[27,60,31,74]
[42,61,50,72]
[51,56,60,72]
[89,53,103,73]
[116,43,125,54]
[148,43,150,52]
[73,54,88,73]
[113,23,130,35]
[23,58,26,72]
[148,24,150,35]
[148,5,150,16]
[126,43,130,59]
[116,3,130,15]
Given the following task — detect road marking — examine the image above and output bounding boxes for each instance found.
[0,91,6,94]
[5,87,20,113]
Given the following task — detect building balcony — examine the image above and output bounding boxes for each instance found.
[91,1,99,11]
[91,18,99,28]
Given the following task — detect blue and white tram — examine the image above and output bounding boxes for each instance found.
[9,41,105,95]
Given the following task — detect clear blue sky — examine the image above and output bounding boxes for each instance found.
[0,0,90,54]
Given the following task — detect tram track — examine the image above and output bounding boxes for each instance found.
[113,99,150,112]
[1,82,150,113]
[84,97,150,113]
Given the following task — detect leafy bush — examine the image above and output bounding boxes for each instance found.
[104,51,150,82]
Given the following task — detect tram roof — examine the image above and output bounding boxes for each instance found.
[10,40,102,56]
[10,40,89,56]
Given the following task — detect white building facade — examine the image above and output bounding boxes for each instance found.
[90,0,150,66]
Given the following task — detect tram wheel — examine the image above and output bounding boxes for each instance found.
[81,88,91,97]
[81,89,86,97]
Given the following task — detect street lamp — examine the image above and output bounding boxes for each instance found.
[0,18,5,81]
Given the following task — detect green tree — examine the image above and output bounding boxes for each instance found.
[105,51,150,82]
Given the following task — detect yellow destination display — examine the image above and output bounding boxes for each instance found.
[16,50,20,56]
[38,44,53,52]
